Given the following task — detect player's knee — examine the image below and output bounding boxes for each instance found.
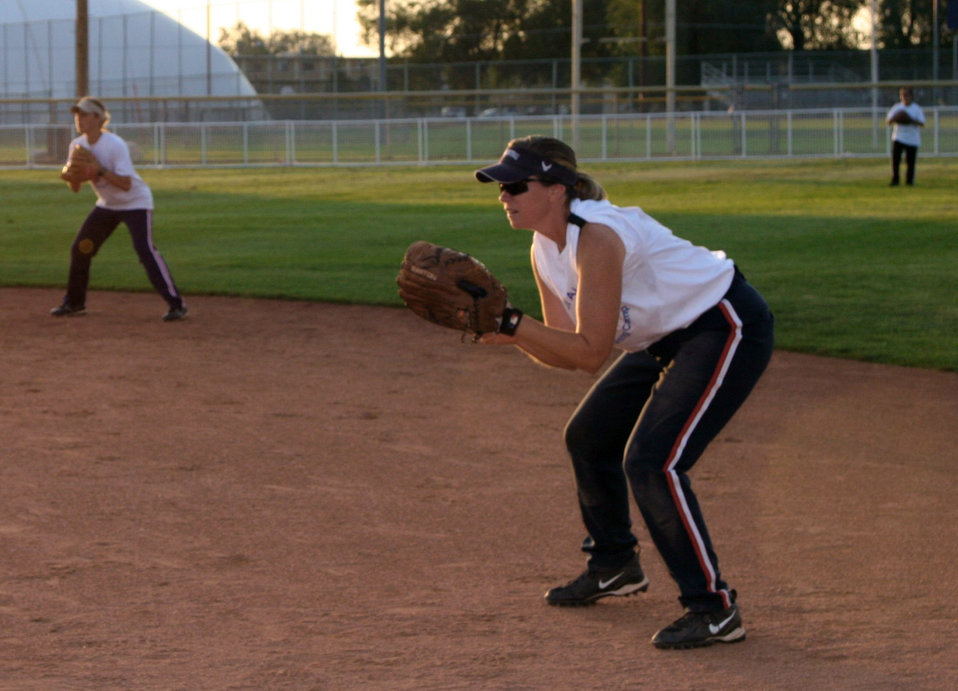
[563,415,589,456]
[72,238,96,257]
[624,452,666,492]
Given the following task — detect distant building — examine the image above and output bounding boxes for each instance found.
[0,0,260,122]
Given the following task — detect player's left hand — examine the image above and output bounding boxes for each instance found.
[890,109,913,125]
[60,145,101,184]
[396,240,523,340]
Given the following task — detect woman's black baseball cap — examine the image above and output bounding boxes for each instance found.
[474,146,578,186]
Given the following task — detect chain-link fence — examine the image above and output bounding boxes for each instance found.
[3,105,955,170]
[3,79,956,129]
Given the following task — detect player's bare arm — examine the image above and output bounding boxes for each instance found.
[98,169,133,191]
[500,223,625,374]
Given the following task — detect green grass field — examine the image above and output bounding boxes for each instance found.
[2,158,955,371]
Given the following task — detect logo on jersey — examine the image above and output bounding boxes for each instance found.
[615,306,632,344]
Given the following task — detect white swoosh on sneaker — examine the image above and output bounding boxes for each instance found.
[598,572,624,589]
[708,610,737,635]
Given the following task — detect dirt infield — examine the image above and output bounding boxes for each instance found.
[2,287,956,689]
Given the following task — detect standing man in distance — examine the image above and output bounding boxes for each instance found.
[885,87,925,187]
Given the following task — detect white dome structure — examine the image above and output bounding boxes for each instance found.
[0,0,258,101]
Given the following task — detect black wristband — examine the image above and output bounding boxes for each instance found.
[498,306,523,336]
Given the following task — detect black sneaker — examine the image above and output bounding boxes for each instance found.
[50,304,86,317]
[651,604,746,649]
[162,305,188,322]
[545,555,649,606]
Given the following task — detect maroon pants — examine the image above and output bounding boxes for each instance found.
[62,206,183,310]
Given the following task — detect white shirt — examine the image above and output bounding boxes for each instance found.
[69,131,153,210]
[886,101,926,148]
[532,198,735,352]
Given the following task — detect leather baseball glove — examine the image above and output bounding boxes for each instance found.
[60,145,100,184]
[889,109,913,125]
[396,241,523,339]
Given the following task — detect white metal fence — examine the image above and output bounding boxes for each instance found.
[3,106,956,169]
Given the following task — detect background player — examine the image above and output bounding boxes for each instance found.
[886,86,925,186]
[52,96,187,321]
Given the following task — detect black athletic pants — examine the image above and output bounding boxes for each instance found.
[564,270,774,612]
[63,206,183,310]
[891,140,918,185]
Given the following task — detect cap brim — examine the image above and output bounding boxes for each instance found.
[71,99,105,117]
[474,162,530,183]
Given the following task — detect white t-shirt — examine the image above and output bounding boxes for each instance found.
[532,198,735,352]
[886,102,925,147]
[69,131,153,210]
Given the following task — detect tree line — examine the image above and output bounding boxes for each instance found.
[218,1,945,66]
[353,0,944,57]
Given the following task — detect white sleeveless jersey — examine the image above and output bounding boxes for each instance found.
[886,102,925,147]
[532,198,734,352]
[70,131,153,210]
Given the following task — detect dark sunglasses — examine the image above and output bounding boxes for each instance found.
[498,178,543,196]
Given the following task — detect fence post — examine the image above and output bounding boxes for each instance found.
[691,113,697,159]
[601,115,608,160]
[741,112,747,158]
[332,121,338,164]
[24,125,33,168]
[287,120,294,165]
[839,110,845,156]
[420,119,426,163]
[787,111,793,157]
[159,123,166,167]
[833,110,839,157]
[646,114,651,159]
[934,108,939,155]
[466,119,472,162]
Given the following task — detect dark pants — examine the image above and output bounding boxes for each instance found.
[63,206,183,310]
[564,271,774,612]
[891,140,918,185]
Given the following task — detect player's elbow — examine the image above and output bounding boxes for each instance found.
[578,343,614,375]
[581,361,604,376]
[112,175,133,191]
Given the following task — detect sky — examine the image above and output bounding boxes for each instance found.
[141,0,379,57]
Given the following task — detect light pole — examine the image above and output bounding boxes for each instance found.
[572,0,582,149]
[932,0,939,103]
[871,0,879,146]
[379,0,387,119]
[76,0,89,96]
[665,0,675,153]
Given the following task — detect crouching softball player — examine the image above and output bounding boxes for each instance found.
[475,135,774,649]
